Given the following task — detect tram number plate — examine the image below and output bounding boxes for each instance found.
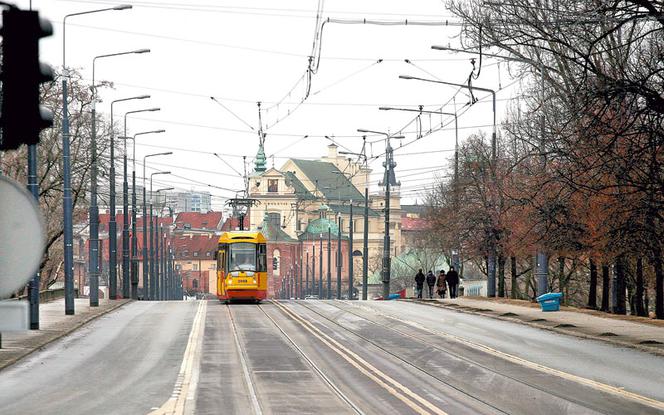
[238,279,248,283]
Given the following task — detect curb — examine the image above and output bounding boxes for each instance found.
[403,299,664,358]
[0,299,132,372]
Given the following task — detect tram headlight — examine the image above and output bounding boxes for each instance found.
[252,278,257,284]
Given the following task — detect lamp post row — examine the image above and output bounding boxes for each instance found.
[58,4,182,316]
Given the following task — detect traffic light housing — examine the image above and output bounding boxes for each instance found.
[0,7,54,151]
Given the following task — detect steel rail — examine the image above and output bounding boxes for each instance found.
[258,302,364,415]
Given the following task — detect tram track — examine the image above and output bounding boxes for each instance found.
[300,300,664,414]
[288,300,507,415]
[299,300,583,412]
[256,303,365,415]
[226,304,263,415]
[269,300,452,415]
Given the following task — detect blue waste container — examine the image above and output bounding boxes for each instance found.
[536,292,563,312]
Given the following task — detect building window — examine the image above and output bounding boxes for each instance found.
[273,249,281,276]
[193,251,199,257]
[206,251,211,257]
[192,279,198,289]
[268,179,279,193]
[184,223,191,230]
[193,263,198,271]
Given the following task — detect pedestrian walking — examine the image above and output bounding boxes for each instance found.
[415,269,425,299]
[426,270,436,299]
[447,266,459,298]
[436,269,447,299]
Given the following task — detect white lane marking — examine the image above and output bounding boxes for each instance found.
[273,301,447,415]
[148,300,207,415]
[259,304,365,415]
[347,301,664,412]
[228,305,263,415]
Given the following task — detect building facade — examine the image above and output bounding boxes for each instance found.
[248,144,403,294]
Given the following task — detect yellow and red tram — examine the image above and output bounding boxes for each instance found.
[216,231,268,302]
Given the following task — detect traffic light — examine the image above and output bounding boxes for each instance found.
[0,7,54,151]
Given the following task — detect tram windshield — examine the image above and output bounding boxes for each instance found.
[228,242,257,272]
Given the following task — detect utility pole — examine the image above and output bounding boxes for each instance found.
[306,250,309,297]
[362,189,369,300]
[327,227,332,299]
[312,245,315,296]
[399,75,497,297]
[319,235,323,298]
[349,201,354,300]
[358,129,403,299]
[336,215,342,299]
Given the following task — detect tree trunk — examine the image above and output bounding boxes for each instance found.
[558,256,565,293]
[498,255,506,297]
[510,256,518,299]
[654,253,663,319]
[588,258,598,309]
[635,257,646,317]
[613,255,626,315]
[601,263,610,312]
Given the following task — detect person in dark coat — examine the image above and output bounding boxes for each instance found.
[446,266,459,298]
[436,270,447,299]
[415,269,425,299]
[426,270,436,299]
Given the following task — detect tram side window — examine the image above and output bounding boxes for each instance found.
[217,244,228,272]
[257,243,267,272]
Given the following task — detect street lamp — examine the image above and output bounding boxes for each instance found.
[339,144,369,301]
[143,153,172,299]
[121,108,159,299]
[150,171,171,300]
[399,74,498,296]
[155,187,173,300]
[88,48,149,307]
[108,95,150,300]
[430,45,550,296]
[356,129,404,299]
[379,106,461,273]
[119,129,166,299]
[62,3,132,315]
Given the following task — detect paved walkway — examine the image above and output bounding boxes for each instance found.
[0,298,130,371]
[410,297,664,356]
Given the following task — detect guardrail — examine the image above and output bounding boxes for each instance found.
[14,288,78,303]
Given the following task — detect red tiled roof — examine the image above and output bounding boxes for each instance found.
[175,211,223,230]
[172,234,218,260]
[97,213,172,231]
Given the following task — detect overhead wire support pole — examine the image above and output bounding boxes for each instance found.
[337,215,342,299]
[358,129,404,299]
[327,227,332,299]
[122,106,157,299]
[348,201,354,300]
[398,75,497,297]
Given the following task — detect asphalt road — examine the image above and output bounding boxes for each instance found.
[0,301,198,415]
[2,299,664,415]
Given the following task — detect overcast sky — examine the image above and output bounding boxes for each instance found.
[24,0,517,209]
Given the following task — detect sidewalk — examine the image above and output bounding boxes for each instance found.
[0,298,130,371]
[410,297,664,356]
